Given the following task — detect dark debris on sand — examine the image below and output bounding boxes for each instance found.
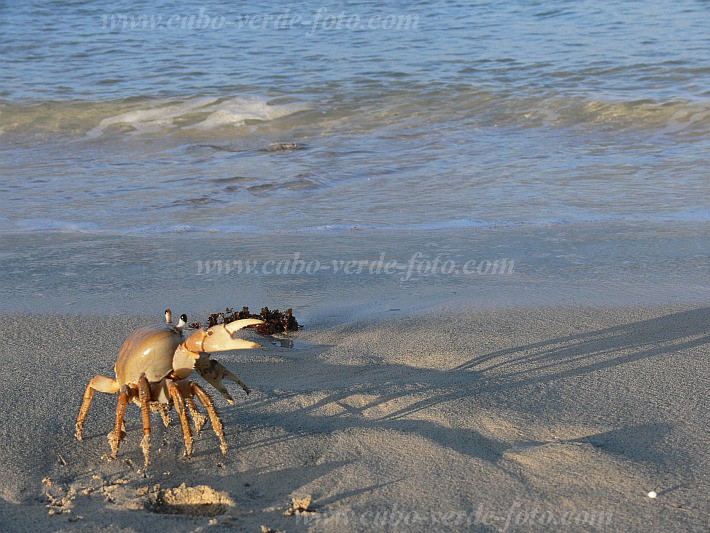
[189,307,300,336]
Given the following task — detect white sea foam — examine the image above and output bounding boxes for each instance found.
[185,97,310,130]
[6,210,708,237]
[86,96,218,137]
[86,96,310,137]
[13,218,100,234]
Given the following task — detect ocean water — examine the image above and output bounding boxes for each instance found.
[0,0,708,314]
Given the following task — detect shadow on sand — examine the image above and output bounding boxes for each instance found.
[236,307,708,464]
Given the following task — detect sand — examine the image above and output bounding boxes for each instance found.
[0,306,707,531]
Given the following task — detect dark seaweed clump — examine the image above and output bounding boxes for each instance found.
[189,307,300,335]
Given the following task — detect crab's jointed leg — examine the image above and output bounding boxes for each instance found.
[191,382,228,455]
[155,403,171,427]
[108,386,129,458]
[137,376,152,466]
[75,375,120,441]
[168,380,193,457]
[185,396,207,434]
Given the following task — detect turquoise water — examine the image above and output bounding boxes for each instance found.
[0,1,708,312]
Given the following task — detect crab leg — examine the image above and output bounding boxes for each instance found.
[154,402,172,427]
[191,383,229,455]
[185,396,207,433]
[168,381,193,457]
[137,376,152,466]
[176,380,206,433]
[108,386,129,458]
[75,375,120,441]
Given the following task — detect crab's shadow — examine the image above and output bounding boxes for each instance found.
[234,307,708,465]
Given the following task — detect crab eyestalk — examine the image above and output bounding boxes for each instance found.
[165,309,172,324]
[176,313,187,332]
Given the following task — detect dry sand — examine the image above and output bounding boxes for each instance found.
[0,307,707,531]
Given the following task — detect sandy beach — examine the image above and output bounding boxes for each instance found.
[0,306,707,531]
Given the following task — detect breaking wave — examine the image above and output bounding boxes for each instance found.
[0,90,707,139]
[0,95,311,138]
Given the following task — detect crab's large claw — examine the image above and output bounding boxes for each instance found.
[184,319,265,353]
[208,318,265,351]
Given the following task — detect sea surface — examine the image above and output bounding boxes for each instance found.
[0,0,708,316]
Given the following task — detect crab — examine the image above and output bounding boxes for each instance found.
[75,309,265,466]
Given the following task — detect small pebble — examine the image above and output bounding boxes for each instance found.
[647,491,657,498]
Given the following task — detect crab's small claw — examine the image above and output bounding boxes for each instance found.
[196,355,252,403]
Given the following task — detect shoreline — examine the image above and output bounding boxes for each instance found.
[2,222,709,320]
[1,305,707,531]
